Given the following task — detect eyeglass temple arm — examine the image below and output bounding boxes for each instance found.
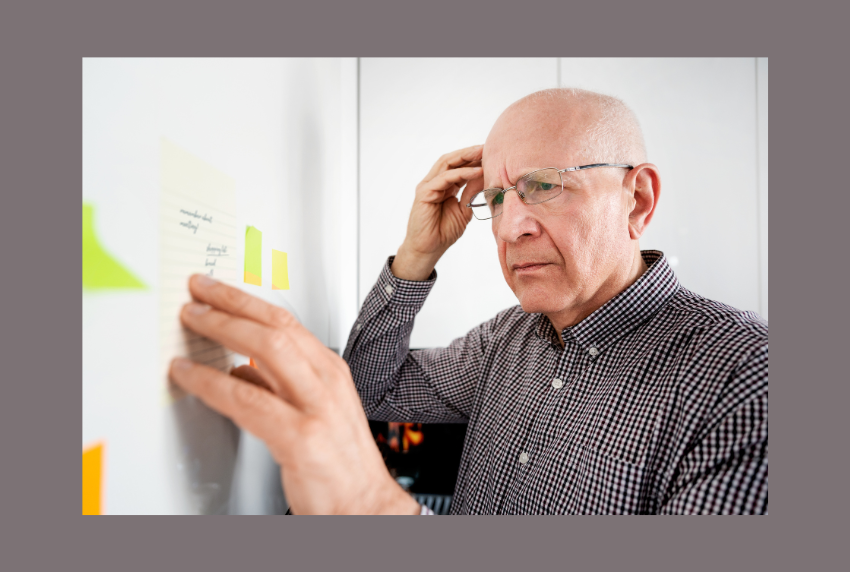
[561,163,634,172]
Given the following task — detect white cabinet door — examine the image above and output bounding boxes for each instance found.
[559,58,762,318]
[360,58,559,347]
[757,58,768,320]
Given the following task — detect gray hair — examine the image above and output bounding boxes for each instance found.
[521,88,647,166]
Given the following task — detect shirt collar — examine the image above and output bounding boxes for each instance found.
[534,250,680,355]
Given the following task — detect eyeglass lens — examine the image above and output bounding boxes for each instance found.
[469,168,562,220]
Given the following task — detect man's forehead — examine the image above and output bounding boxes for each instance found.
[482,139,583,186]
[483,105,592,184]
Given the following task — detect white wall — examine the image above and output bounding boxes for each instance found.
[359,57,768,349]
[757,58,769,320]
[82,58,357,514]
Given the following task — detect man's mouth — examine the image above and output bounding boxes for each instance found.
[512,262,552,274]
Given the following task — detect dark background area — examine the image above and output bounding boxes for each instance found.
[369,420,467,495]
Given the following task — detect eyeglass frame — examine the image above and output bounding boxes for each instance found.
[465,163,634,220]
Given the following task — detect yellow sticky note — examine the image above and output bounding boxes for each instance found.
[244,226,262,286]
[82,442,104,515]
[272,249,289,290]
[82,204,146,290]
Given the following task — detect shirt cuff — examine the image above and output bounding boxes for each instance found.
[364,255,437,318]
[380,255,437,296]
[346,256,440,352]
[419,504,435,515]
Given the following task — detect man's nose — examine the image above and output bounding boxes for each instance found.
[496,191,540,243]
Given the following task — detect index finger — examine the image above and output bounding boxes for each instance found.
[423,144,483,182]
[189,274,298,331]
[179,302,324,408]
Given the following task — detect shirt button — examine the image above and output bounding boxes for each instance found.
[588,346,598,357]
[384,285,394,295]
[552,378,563,389]
[355,322,361,331]
[519,452,529,464]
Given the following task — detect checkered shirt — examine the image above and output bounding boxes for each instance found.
[343,251,768,514]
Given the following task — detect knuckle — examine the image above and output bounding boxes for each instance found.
[264,330,293,355]
[269,306,296,328]
[232,381,272,412]
[220,283,249,312]
[297,415,324,439]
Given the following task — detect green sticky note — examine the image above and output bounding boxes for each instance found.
[82,203,146,290]
[244,226,262,286]
[272,249,289,290]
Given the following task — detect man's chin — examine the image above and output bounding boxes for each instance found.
[515,292,567,315]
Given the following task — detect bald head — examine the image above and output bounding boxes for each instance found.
[488,88,647,168]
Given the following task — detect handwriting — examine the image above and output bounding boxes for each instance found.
[180,208,213,224]
[205,258,217,267]
[179,220,199,234]
[206,243,228,256]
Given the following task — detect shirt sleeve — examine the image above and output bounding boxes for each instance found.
[659,343,769,514]
[343,256,492,423]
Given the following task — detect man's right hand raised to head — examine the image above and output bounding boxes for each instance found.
[391,145,484,281]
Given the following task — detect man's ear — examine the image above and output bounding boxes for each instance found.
[624,163,661,240]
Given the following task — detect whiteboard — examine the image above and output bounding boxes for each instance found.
[82,58,358,514]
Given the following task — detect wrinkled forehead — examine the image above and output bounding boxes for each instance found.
[482,103,593,187]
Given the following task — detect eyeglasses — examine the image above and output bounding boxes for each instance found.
[466,163,634,220]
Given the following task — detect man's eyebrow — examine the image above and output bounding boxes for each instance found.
[484,167,542,188]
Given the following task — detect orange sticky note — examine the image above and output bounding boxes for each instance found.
[82,442,104,515]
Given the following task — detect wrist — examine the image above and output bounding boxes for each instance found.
[391,244,440,281]
[374,481,421,515]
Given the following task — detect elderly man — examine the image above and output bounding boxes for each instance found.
[170,88,768,514]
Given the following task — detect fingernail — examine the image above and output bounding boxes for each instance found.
[186,302,210,315]
[173,357,193,370]
[194,274,217,287]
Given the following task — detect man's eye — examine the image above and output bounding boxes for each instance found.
[527,181,554,193]
[493,193,504,205]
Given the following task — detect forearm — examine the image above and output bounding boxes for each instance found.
[343,256,439,419]
[343,256,480,423]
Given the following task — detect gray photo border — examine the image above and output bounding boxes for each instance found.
[5,0,837,569]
